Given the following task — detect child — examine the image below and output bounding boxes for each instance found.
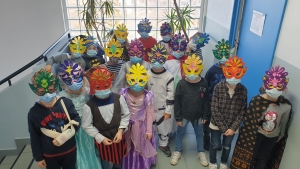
[112,38,150,93]
[28,69,80,169]
[58,60,102,169]
[231,65,292,169]
[82,68,130,169]
[113,23,130,62]
[186,32,210,60]
[158,22,173,55]
[170,54,209,167]
[209,56,248,169]
[137,18,157,62]
[147,44,174,157]
[82,36,106,71]
[120,63,157,169]
[104,38,126,82]
[203,39,232,150]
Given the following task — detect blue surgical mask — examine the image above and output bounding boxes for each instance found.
[40,93,57,103]
[68,81,83,91]
[95,89,111,99]
[162,35,171,42]
[151,61,163,69]
[219,57,228,64]
[265,88,282,98]
[172,51,184,59]
[117,38,126,44]
[87,50,97,57]
[186,74,198,81]
[130,84,144,92]
[130,56,143,64]
[73,52,82,58]
[140,32,149,39]
[226,77,241,86]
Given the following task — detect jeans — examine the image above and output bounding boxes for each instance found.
[44,149,76,169]
[250,133,278,169]
[101,159,121,169]
[175,119,204,152]
[209,129,235,164]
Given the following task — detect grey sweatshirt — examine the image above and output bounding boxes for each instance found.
[46,53,86,70]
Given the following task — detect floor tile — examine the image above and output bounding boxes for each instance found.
[12,152,32,169]
[0,164,12,169]
[157,151,187,169]
[1,155,17,165]
[30,161,40,169]
[23,145,32,153]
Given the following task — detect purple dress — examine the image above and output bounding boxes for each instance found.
[120,88,157,169]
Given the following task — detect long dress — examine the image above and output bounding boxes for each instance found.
[59,87,102,169]
[120,88,157,169]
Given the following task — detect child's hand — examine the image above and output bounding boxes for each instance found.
[103,138,113,145]
[44,65,52,72]
[224,129,234,136]
[53,138,61,146]
[164,113,171,120]
[37,159,46,168]
[201,119,207,124]
[146,133,152,140]
[177,121,183,126]
[113,129,123,143]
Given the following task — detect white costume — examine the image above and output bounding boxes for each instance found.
[158,41,172,55]
[147,68,174,146]
[164,59,183,91]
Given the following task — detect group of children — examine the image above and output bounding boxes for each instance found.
[27,18,292,169]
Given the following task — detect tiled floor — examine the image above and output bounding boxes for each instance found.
[0,123,238,169]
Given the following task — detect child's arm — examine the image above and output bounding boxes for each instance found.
[28,114,43,162]
[229,91,247,132]
[211,85,227,133]
[45,54,65,71]
[174,81,182,122]
[119,95,130,129]
[165,77,175,115]
[204,69,212,87]
[146,92,154,135]
[202,83,210,121]
[278,105,292,140]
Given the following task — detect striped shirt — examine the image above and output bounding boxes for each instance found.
[105,60,125,81]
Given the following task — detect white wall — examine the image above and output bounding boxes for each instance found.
[0,0,66,91]
[273,0,300,168]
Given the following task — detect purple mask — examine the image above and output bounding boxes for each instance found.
[58,60,84,86]
[160,22,172,36]
[170,32,187,52]
[128,38,144,58]
[263,65,289,91]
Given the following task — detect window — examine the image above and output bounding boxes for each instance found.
[65,0,201,42]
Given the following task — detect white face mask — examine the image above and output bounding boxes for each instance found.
[226,77,241,86]
[265,88,282,98]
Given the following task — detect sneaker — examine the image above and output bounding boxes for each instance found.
[220,163,228,169]
[198,152,209,167]
[209,163,218,169]
[159,146,172,157]
[170,151,181,166]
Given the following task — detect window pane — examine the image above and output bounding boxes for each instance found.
[148,0,157,7]
[67,0,77,7]
[149,19,158,30]
[191,8,200,18]
[136,0,146,7]
[125,20,136,30]
[124,0,135,7]
[191,0,201,6]
[68,9,79,19]
[69,20,81,30]
[124,8,135,19]
[158,8,168,18]
[114,8,124,19]
[136,8,146,18]
[147,8,157,19]
[190,19,199,29]
[180,0,190,7]
[158,0,169,7]
[70,30,81,37]
[127,30,137,40]
[113,0,123,7]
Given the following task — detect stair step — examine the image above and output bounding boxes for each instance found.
[12,145,33,169]
[0,155,17,168]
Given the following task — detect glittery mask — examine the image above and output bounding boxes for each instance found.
[212,39,231,60]
[137,18,152,33]
[115,23,129,40]
[29,69,59,96]
[192,32,210,49]
[222,55,247,79]
[126,63,149,87]
[148,44,168,64]
[69,35,87,54]
[104,39,124,58]
[170,32,187,52]
[84,36,98,48]
[58,60,83,86]
[182,54,204,76]
[160,22,172,36]
[89,68,113,94]
[263,65,289,91]
[128,39,144,58]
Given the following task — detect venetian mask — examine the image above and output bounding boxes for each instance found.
[192,32,210,49]
[29,69,59,96]
[104,39,124,58]
[170,33,187,52]
[263,65,289,91]
[69,35,87,54]
[182,54,204,76]
[212,39,231,60]
[137,18,152,33]
[222,55,247,79]
[126,63,149,87]
[160,22,172,36]
[89,68,113,94]
[58,60,83,86]
[128,39,144,58]
[148,44,168,64]
[115,23,129,40]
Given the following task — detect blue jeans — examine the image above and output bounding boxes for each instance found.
[209,129,235,164]
[101,159,121,169]
[175,119,204,152]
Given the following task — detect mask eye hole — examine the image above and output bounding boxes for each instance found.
[236,73,241,76]
[131,79,135,82]
[139,79,143,83]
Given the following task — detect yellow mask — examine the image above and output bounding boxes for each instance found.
[182,54,204,76]
[115,24,128,40]
[104,39,124,58]
[69,35,86,54]
[126,63,149,87]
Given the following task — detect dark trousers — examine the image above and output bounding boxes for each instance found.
[44,149,76,169]
[209,129,235,164]
[251,133,278,169]
[101,159,121,169]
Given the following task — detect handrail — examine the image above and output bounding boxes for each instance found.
[0,30,71,87]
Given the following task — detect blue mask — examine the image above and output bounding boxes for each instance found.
[117,38,126,44]
[172,51,184,59]
[73,52,81,58]
[186,74,198,81]
[130,84,144,92]
[140,32,149,39]
[87,50,97,57]
[226,77,241,86]
[40,93,57,103]
[151,61,163,69]
[130,56,143,64]
[95,89,111,99]
[162,35,171,42]
[219,57,228,64]
[68,81,83,91]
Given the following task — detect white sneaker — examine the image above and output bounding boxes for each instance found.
[209,163,218,169]
[170,151,181,166]
[198,152,209,167]
[220,163,228,169]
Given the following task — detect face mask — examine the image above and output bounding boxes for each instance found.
[87,50,97,57]
[188,40,196,51]
[130,56,143,64]
[265,88,282,98]
[95,89,111,99]
[68,81,83,91]
[130,84,144,92]
[117,38,126,44]
[172,51,184,59]
[140,32,149,39]
[40,93,57,103]
[226,77,241,86]
[73,52,81,58]
[186,74,198,81]
[151,61,163,69]
[219,57,228,64]
[162,35,171,42]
